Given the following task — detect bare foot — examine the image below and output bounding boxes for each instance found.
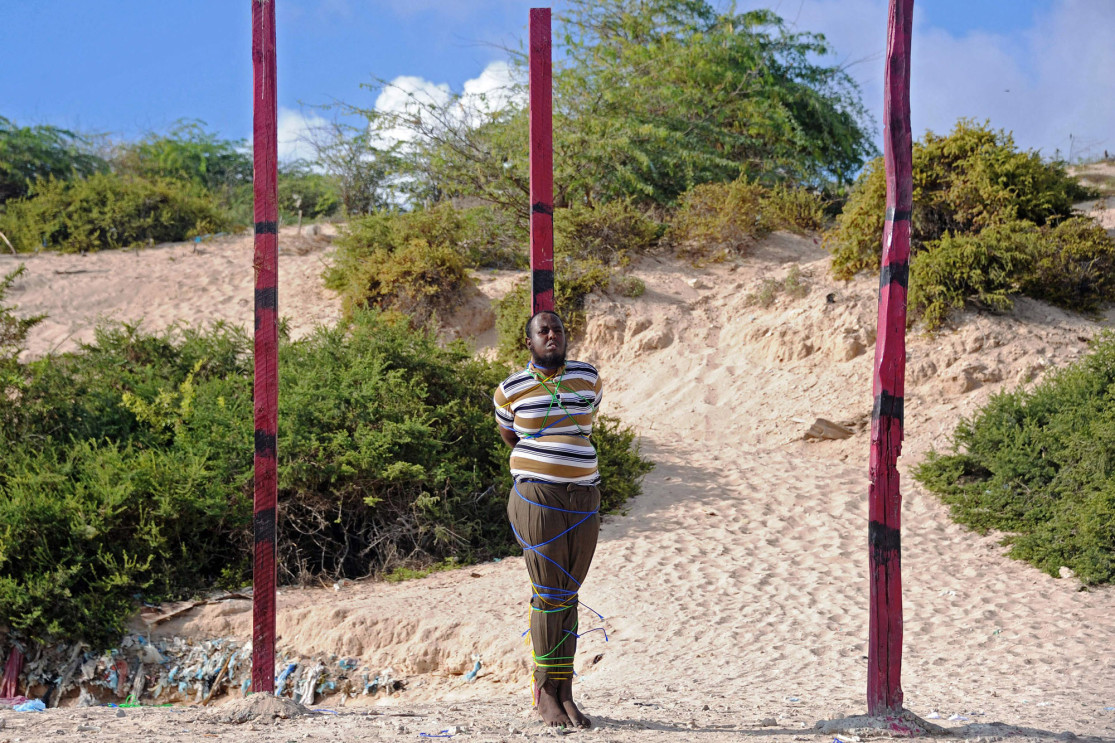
[535,680,572,728]
[558,679,591,729]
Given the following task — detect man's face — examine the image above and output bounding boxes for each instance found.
[527,313,567,368]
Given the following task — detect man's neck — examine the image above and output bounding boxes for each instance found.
[530,359,564,373]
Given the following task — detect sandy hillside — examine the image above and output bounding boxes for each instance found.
[1,227,1114,743]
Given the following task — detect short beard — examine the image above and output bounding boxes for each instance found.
[532,348,566,369]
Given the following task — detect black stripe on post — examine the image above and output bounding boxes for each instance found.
[255,287,278,311]
[531,202,554,216]
[868,520,901,565]
[879,262,909,290]
[872,391,904,425]
[884,208,911,222]
[255,430,277,458]
[255,221,278,235]
[254,507,277,544]
[533,269,554,295]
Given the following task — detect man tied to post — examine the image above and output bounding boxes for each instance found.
[493,311,603,728]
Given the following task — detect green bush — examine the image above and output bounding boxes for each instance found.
[0,265,44,368]
[325,207,474,323]
[1022,216,1115,312]
[325,202,529,322]
[0,310,652,646]
[828,120,1094,279]
[112,120,252,196]
[0,116,106,204]
[0,173,234,253]
[915,334,1115,585]
[906,218,1115,331]
[669,177,825,257]
[669,178,768,255]
[763,184,826,234]
[907,222,1035,330]
[554,199,663,266]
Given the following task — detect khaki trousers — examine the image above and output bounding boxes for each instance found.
[507,480,601,687]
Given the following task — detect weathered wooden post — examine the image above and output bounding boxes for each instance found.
[867,0,913,717]
[251,0,279,694]
[528,7,554,314]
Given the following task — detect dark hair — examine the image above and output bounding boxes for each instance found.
[524,310,563,339]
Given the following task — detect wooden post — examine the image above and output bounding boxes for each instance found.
[528,7,554,314]
[251,0,279,695]
[867,0,913,717]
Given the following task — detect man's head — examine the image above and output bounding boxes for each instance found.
[525,310,567,369]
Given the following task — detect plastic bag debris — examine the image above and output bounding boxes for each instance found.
[14,699,45,712]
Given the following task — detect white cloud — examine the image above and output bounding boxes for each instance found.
[373,75,453,145]
[462,60,523,113]
[372,61,524,147]
[277,107,330,162]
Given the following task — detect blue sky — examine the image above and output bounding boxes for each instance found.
[2,1,1112,162]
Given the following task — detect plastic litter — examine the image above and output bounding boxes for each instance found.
[421,730,453,738]
[1,632,393,707]
[925,711,942,719]
[948,714,968,721]
[464,660,481,683]
[13,699,45,712]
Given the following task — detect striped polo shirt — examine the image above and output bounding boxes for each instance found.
[493,360,604,485]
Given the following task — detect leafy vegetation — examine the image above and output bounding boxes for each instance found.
[0,116,106,204]
[915,334,1115,585]
[113,120,252,197]
[907,217,1115,330]
[828,120,1094,278]
[341,0,871,213]
[323,204,510,322]
[0,173,233,253]
[827,120,1110,330]
[0,305,652,646]
[670,177,824,257]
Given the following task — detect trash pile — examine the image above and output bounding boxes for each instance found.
[0,635,405,708]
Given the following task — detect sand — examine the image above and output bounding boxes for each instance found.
[1,225,1114,742]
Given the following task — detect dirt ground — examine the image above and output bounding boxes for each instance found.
[1,222,1114,742]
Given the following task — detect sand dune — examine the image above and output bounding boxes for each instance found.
[1,228,1114,742]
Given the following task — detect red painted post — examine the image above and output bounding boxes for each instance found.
[528,7,554,314]
[867,0,913,717]
[251,0,279,695]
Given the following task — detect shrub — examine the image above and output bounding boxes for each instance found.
[744,266,810,308]
[0,311,653,646]
[1022,216,1115,312]
[828,120,1094,279]
[669,178,769,255]
[456,204,527,269]
[554,199,663,266]
[0,116,106,204]
[669,177,824,257]
[745,278,779,308]
[611,274,646,298]
[325,207,474,323]
[906,218,1115,331]
[915,334,1115,585]
[0,173,234,253]
[762,184,826,234]
[0,265,44,368]
[112,120,252,195]
[907,222,1036,330]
